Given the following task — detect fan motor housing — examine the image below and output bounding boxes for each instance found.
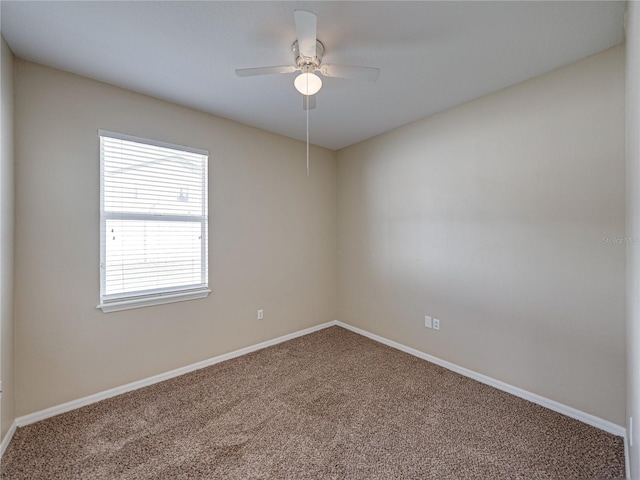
[292,39,325,69]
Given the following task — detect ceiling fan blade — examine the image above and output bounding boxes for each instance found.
[235,65,296,77]
[319,64,380,82]
[303,95,316,111]
[294,10,317,58]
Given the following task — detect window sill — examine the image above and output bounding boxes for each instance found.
[97,288,211,313]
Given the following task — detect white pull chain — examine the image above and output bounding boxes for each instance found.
[306,93,310,176]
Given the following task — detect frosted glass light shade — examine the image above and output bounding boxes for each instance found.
[294,72,322,96]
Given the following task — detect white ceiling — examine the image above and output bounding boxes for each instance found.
[0,1,626,150]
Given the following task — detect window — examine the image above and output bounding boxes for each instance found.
[98,131,209,313]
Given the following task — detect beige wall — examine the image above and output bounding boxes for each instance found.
[13,60,337,416]
[9,43,628,432]
[626,1,640,475]
[337,46,626,426]
[0,36,15,439]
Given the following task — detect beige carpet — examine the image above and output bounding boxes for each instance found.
[0,326,625,479]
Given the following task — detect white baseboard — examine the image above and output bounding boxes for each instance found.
[335,321,626,438]
[9,318,627,471]
[15,321,337,428]
[0,420,17,458]
[625,434,630,479]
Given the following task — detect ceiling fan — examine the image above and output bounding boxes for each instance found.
[235,10,381,110]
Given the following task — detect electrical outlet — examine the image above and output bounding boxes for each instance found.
[257,309,264,320]
[433,318,440,330]
[424,316,432,328]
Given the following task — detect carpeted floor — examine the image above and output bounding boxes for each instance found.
[0,326,626,479]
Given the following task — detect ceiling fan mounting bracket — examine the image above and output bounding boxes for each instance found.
[292,39,324,70]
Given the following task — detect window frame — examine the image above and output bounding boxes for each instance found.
[97,130,210,313]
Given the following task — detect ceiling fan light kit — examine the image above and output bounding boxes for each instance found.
[294,70,322,96]
[292,38,324,95]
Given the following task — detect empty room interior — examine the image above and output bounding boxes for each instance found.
[1,0,640,478]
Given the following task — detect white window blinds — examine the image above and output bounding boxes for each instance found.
[98,131,209,312]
